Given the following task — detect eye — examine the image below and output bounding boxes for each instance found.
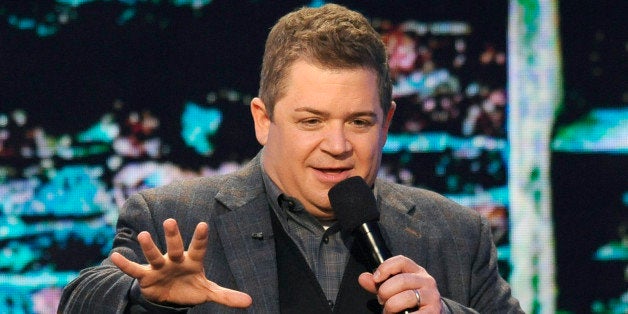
[299,118,323,129]
[350,118,375,128]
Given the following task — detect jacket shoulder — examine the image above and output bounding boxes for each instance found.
[376,179,480,220]
[137,154,264,207]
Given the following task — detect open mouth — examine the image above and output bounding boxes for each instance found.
[319,168,347,173]
[313,167,352,182]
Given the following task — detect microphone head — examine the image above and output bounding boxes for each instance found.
[328,176,380,232]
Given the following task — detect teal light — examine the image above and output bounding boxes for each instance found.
[309,0,325,8]
[552,108,628,154]
[180,102,223,155]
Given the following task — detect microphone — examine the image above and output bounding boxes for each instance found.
[329,176,415,313]
[328,176,392,268]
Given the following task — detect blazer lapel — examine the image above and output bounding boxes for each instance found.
[214,195,279,313]
[376,182,429,268]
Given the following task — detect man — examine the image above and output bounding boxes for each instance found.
[59,4,522,313]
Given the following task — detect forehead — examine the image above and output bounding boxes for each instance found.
[280,60,380,110]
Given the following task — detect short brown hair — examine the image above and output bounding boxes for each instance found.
[259,4,392,120]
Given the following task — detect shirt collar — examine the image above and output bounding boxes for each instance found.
[261,166,337,233]
[261,166,287,221]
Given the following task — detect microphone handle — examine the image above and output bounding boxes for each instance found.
[357,222,392,265]
[356,223,417,313]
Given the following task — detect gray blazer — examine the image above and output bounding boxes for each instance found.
[59,153,522,313]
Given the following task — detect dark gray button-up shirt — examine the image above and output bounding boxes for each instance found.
[262,170,351,307]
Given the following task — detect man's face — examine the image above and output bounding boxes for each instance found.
[251,60,395,220]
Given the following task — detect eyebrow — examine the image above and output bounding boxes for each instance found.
[294,107,378,119]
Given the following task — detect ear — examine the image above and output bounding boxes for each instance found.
[250,97,271,145]
[380,101,396,147]
[384,101,396,130]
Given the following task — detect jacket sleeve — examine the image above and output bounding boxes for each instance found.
[58,193,184,313]
[442,215,524,313]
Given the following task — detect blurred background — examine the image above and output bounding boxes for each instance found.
[0,1,625,313]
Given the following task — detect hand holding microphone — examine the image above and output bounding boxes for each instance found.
[329,177,442,313]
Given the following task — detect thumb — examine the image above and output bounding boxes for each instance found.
[358,272,377,294]
[207,284,253,309]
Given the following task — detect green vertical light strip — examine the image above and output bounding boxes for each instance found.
[508,0,563,313]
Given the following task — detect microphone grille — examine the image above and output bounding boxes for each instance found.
[328,176,379,232]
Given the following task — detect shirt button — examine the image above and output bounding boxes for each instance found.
[286,200,297,211]
[322,236,329,244]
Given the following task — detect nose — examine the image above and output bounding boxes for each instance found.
[320,124,352,156]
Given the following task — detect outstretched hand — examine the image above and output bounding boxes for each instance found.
[111,218,252,308]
